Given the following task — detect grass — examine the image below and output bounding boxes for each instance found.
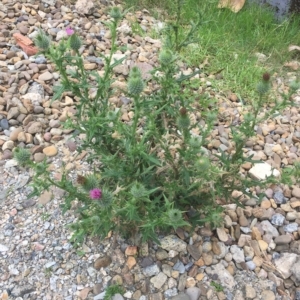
[123,0,300,100]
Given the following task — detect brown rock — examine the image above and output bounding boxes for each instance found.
[38,191,52,205]
[125,246,138,256]
[27,121,43,134]
[10,127,23,141]
[260,199,271,209]
[126,256,136,270]
[239,215,249,227]
[43,145,58,157]
[78,287,90,300]
[251,227,262,240]
[216,227,229,242]
[94,255,112,270]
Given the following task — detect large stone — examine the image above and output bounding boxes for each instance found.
[38,71,53,81]
[249,162,280,180]
[75,0,95,14]
[230,245,245,263]
[291,259,300,282]
[205,262,236,289]
[150,272,167,289]
[43,146,58,157]
[292,187,300,198]
[94,256,112,270]
[274,253,298,279]
[185,287,201,300]
[260,220,279,238]
[27,122,43,134]
[160,235,187,252]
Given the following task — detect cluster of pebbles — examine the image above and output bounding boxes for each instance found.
[1,0,300,299]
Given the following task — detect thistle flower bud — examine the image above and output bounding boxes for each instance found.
[256,81,270,95]
[128,77,144,95]
[176,114,190,130]
[69,34,82,51]
[130,66,142,78]
[13,147,31,166]
[257,72,271,95]
[159,49,173,66]
[167,208,182,223]
[82,175,99,191]
[130,182,147,199]
[289,81,300,93]
[196,156,210,170]
[110,7,122,20]
[34,30,51,51]
[100,189,114,207]
[189,136,202,148]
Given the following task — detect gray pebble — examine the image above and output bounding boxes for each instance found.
[271,213,285,226]
[283,222,299,233]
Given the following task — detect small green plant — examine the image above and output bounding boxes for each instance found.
[44,267,52,278]
[104,284,125,300]
[41,212,51,221]
[14,4,300,245]
[210,281,224,292]
[76,249,86,257]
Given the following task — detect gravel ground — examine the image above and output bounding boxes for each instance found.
[1,0,300,299]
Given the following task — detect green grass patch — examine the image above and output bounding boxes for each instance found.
[123,0,300,100]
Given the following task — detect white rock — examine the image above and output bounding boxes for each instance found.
[160,235,187,252]
[205,262,236,289]
[0,244,8,252]
[249,162,280,180]
[274,253,298,279]
[230,245,245,263]
[75,0,95,14]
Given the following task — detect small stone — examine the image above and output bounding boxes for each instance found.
[187,245,201,260]
[249,162,280,180]
[160,235,187,252]
[274,253,298,279]
[94,256,112,270]
[273,190,286,204]
[260,199,271,209]
[34,153,45,162]
[38,71,53,81]
[283,222,299,233]
[126,256,136,270]
[125,246,138,256]
[150,272,167,289]
[230,245,245,263]
[173,260,185,274]
[274,235,292,244]
[38,191,52,205]
[270,213,285,226]
[245,261,256,270]
[78,287,90,300]
[245,285,256,299]
[0,119,9,129]
[143,264,160,277]
[43,146,58,157]
[156,249,168,260]
[258,240,268,251]
[261,290,275,300]
[216,227,229,242]
[292,187,300,198]
[185,287,201,300]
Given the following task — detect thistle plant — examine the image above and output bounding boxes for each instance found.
[15,5,300,245]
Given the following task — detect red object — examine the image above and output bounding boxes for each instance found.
[13,33,38,56]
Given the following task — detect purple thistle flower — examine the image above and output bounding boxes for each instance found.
[66,27,74,36]
[89,188,102,200]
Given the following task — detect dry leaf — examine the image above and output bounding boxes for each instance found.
[284,61,300,70]
[218,0,246,12]
[288,45,300,52]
